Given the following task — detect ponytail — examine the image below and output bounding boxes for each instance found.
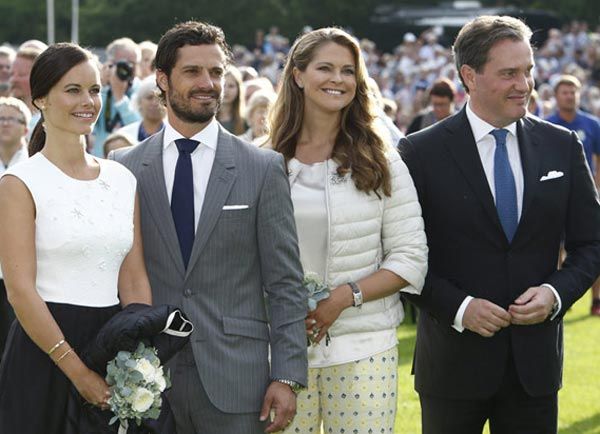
[28,116,45,156]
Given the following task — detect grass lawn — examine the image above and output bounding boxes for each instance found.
[394,291,600,433]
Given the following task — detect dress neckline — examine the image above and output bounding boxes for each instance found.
[37,152,103,183]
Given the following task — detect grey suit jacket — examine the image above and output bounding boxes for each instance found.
[111,126,307,413]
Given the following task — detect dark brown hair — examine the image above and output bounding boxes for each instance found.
[269,27,391,197]
[28,43,93,156]
[154,21,232,101]
[453,15,532,93]
[429,77,456,101]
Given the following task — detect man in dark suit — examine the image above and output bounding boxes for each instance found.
[399,15,600,434]
[111,21,307,434]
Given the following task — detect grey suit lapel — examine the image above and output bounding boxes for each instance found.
[185,127,237,278]
[138,132,186,275]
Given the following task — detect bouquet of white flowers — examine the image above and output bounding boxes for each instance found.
[304,272,330,311]
[303,272,331,345]
[106,341,171,430]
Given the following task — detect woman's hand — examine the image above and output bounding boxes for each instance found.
[71,367,112,410]
[306,284,353,343]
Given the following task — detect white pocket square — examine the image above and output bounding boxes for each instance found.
[222,205,249,210]
[540,171,564,182]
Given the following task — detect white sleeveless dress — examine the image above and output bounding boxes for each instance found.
[0,152,136,434]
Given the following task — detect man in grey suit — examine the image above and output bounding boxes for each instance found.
[111,21,307,434]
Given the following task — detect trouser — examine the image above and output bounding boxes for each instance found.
[284,346,398,434]
[169,345,267,434]
[420,354,558,434]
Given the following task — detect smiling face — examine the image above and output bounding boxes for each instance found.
[461,38,534,127]
[157,43,225,127]
[37,60,102,137]
[293,41,357,116]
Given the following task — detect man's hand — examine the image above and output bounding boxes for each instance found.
[509,286,556,325]
[463,298,511,337]
[259,381,297,433]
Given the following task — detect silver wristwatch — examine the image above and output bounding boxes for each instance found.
[347,281,363,307]
[273,378,303,394]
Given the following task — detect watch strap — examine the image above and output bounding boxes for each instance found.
[273,378,303,394]
[347,281,363,307]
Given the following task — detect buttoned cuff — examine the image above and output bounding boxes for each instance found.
[452,296,474,332]
[541,283,562,320]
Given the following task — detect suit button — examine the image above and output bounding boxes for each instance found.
[184,288,192,297]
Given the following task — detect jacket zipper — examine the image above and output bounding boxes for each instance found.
[324,160,332,286]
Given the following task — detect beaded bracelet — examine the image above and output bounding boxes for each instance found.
[55,347,75,365]
[47,339,66,356]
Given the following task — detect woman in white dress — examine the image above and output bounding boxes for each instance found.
[269,28,428,433]
[0,43,152,433]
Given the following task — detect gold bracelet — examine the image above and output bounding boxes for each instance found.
[55,347,75,365]
[47,339,66,355]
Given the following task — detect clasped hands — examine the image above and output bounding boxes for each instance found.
[305,283,353,345]
[463,285,557,338]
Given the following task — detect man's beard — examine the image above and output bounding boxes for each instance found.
[167,84,222,124]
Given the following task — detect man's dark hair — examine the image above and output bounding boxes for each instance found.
[453,15,532,93]
[429,78,456,101]
[154,21,232,77]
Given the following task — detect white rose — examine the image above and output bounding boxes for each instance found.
[155,372,167,392]
[130,387,154,413]
[136,358,157,383]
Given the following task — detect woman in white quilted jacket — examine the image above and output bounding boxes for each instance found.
[269,27,428,434]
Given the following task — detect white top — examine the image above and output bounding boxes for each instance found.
[162,118,219,232]
[1,153,137,306]
[0,145,29,279]
[290,159,397,368]
[291,161,328,280]
[0,145,28,175]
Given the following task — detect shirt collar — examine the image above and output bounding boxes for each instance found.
[7,145,28,166]
[465,101,517,143]
[163,117,219,152]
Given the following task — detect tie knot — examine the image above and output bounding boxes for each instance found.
[175,138,200,155]
[490,129,509,146]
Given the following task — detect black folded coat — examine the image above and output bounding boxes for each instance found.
[65,303,194,434]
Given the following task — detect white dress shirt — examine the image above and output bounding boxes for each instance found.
[0,145,28,175]
[453,103,561,331]
[162,118,219,232]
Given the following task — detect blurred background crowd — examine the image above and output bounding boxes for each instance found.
[3,18,600,157]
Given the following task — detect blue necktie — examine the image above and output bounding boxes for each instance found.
[171,138,200,268]
[491,129,518,242]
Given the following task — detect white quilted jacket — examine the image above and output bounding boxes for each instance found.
[288,149,428,337]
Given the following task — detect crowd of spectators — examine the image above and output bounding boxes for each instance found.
[2,19,600,154]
